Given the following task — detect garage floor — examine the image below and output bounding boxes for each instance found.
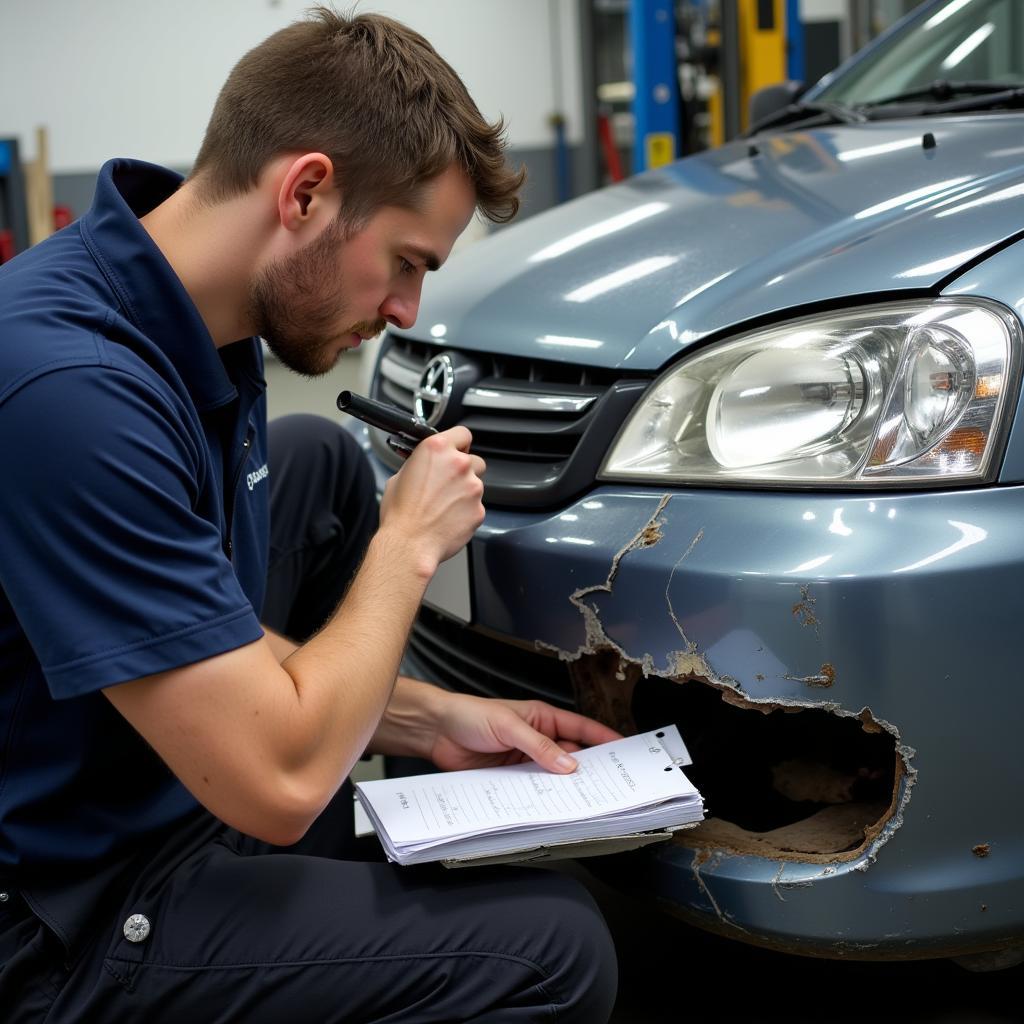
[263,345,373,424]
[268,354,1023,1022]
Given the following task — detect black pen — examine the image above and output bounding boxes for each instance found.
[337,390,437,458]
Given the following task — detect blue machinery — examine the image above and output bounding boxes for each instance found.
[629,0,681,173]
[630,0,808,172]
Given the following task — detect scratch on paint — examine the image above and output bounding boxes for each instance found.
[771,862,787,902]
[665,528,705,646]
[692,850,749,933]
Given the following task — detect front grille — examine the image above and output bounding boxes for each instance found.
[407,607,575,708]
[370,333,649,508]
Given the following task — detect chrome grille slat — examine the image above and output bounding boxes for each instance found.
[370,333,649,508]
[462,388,597,413]
[381,380,411,407]
[380,352,601,414]
[379,354,421,391]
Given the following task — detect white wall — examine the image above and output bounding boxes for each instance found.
[800,0,848,20]
[0,0,584,173]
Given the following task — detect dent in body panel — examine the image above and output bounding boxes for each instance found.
[547,494,916,872]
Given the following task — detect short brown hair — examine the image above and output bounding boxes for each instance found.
[190,7,525,224]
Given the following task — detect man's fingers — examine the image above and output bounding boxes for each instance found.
[539,706,622,748]
[496,712,578,774]
[438,425,473,454]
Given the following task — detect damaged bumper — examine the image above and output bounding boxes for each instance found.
[364,436,1024,958]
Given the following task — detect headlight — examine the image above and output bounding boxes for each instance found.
[601,301,1020,486]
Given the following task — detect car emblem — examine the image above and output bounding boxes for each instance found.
[414,353,455,426]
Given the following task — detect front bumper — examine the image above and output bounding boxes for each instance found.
[357,424,1024,959]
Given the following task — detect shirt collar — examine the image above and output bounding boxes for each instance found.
[80,158,262,412]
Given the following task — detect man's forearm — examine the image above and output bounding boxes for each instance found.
[367,676,448,760]
[267,631,443,762]
[275,529,433,793]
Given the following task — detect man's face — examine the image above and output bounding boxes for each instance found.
[248,165,476,377]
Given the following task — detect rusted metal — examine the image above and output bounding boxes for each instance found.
[785,662,836,687]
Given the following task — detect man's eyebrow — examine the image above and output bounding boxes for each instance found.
[407,245,441,272]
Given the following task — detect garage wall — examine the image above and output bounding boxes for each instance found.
[799,0,853,85]
[0,0,587,220]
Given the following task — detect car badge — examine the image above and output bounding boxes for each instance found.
[414,353,456,426]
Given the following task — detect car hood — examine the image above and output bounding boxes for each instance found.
[401,115,1024,372]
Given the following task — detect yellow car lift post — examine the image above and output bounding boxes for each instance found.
[711,0,802,145]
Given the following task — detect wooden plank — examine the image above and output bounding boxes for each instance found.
[25,126,54,247]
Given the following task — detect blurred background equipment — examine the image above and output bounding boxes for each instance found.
[0,0,930,247]
[589,0,925,183]
[0,126,58,265]
[0,137,30,266]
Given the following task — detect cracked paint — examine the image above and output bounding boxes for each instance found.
[690,849,750,933]
[546,493,917,870]
[767,863,815,902]
[561,495,677,670]
[561,495,718,683]
[770,862,787,903]
[664,527,705,651]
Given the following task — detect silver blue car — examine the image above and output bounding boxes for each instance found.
[350,0,1024,968]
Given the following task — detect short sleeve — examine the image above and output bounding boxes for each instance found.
[0,365,263,697]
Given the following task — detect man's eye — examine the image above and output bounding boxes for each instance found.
[399,257,416,275]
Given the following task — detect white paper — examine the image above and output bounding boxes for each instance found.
[353,796,374,838]
[355,726,703,864]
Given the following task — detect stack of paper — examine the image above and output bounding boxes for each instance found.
[355,725,704,866]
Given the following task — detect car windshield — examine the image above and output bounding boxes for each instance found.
[816,0,1024,105]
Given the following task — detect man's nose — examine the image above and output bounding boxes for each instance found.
[380,289,420,331]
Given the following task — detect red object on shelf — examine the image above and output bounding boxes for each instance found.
[0,229,13,265]
[53,205,73,230]
[597,111,624,183]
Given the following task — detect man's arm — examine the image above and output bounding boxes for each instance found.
[263,626,299,663]
[103,428,484,847]
[368,675,622,773]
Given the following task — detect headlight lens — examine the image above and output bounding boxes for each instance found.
[601,301,1019,485]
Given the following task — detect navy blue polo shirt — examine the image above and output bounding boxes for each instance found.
[0,159,269,876]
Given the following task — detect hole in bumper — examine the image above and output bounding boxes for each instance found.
[404,610,908,865]
[571,652,903,863]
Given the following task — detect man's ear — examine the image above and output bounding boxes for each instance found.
[276,153,339,233]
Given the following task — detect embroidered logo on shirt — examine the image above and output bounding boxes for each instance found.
[246,463,269,492]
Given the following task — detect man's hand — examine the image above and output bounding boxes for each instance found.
[371,678,622,774]
[430,693,623,773]
[379,426,485,576]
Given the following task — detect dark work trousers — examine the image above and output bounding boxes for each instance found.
[1,414,618,1023]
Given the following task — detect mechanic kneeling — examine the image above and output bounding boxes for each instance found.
[0,10,618,1022]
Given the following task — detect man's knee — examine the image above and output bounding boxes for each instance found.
[268,413,370,481]
[266,413,377,546]
[263,414,378,638]
[530,870,618,1024]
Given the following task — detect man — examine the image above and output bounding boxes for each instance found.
[0,10,619,1022]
